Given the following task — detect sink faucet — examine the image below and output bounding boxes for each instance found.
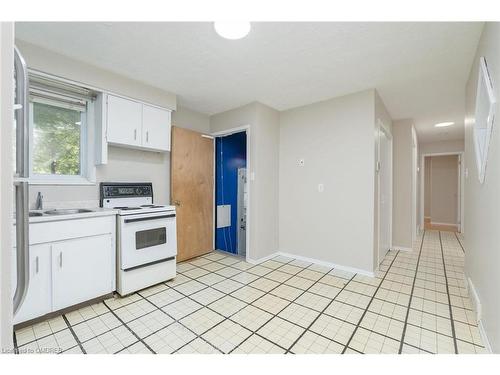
[35,192,43,210]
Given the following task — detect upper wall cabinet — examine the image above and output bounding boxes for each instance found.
[107,94,143,147]
[105,94,172,153]
[142,104,172,151]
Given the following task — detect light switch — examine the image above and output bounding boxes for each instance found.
[318,183,324,193]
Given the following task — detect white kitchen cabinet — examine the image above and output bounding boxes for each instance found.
[13,244,52,324]
[13,215,116,325]
[52,234,114,311]
[142,104,171,151]
[105,94,171,152]
[106,94,142,147]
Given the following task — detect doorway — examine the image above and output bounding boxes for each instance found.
[422,154,462,232]
[377,121,393,265]
[214,131,248,256]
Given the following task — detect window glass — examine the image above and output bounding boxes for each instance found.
[32,102,83,176]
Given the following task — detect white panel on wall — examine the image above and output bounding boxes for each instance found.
[473,56,496,184]
[217,205,231,228]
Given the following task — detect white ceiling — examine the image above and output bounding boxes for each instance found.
[15,22,483,143]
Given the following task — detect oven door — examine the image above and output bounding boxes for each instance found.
[119,212,177,270]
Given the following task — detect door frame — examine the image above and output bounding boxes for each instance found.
[376,119,393,267]
[419,151,465,233]
[211,125,251,262]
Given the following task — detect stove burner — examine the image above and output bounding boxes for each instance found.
[140,205,164,208]
[113,206,142,210]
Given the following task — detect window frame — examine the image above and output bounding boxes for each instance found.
[28,86,96,186]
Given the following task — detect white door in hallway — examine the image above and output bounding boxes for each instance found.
[378,125,392,264]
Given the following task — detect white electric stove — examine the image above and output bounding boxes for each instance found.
[100,182,177,296]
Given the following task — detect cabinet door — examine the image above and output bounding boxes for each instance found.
[142,104,171,151]
[13,244,52,324]
[52,234,114,311]
[106,94,142,147]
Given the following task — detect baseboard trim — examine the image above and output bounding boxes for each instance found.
[430,221,458,226]
[246,252,277,265]
[478,320,493,353]
[392,246,413,252]
[467,277,482,321]
[467,277,493,353]
[277,251,375,277]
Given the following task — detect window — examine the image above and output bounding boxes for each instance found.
[28,73,96,184]
[31,101,84,176]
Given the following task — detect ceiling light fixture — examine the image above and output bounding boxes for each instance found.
[434,122,455,128]
[214,22,251,40]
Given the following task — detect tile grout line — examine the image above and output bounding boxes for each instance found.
[135,291,224,354]
[168,254,345,353]
[15,250,478,352]
[438,231,459,354]
[102,300,156,354]
[172,257,332,353]
[397,230,426,354]
[341,250,401,354]
[283,270,360,354]
[55,255,297,354]
[135,256,299,353]
[14,243,479,354]
[227,261,342,353]
[62,314,87,354]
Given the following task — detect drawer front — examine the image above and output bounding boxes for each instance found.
[30,216,115,245]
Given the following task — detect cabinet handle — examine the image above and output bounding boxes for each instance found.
[134,129,137,140]
[35,256,39,274]
[59,252,63,268]
[146,131,149,143]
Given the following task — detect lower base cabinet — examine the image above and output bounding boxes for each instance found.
[13,215,116,325]
[52,234,114,311]
[13,244,52,324]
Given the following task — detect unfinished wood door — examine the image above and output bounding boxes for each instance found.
[171,126,214,262]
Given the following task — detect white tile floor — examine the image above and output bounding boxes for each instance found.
[14,230,486,354]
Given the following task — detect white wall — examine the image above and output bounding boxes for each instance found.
[0,22,14,352]
[464,22,500,353]
[279,90,377,274]
[419,140,464,155]
[392,119,415,249]
[210,102,280,262]
[29,147,171,207]
[172,106,210,133]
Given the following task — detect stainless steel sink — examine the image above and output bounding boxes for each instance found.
[29,212,43,217]
[43,209,94,215]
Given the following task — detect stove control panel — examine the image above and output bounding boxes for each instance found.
[100,183,153,204]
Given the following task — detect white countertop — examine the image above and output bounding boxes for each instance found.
[16,207,118,224]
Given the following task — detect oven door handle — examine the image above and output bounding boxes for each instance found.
[124,214,176,223]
